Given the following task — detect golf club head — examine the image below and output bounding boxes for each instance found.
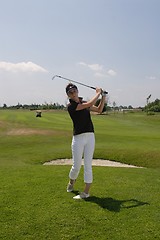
[52,75,57,80]
[52,75,62,80]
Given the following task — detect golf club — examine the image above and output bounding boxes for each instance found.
[52,75,108,94]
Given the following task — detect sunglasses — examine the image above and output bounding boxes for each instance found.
[68,88,78,94]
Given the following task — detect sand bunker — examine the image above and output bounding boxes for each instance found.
[44,159,143,168]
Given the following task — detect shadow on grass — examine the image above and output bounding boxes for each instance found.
[85,196,149,212]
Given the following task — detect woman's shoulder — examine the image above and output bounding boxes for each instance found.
[67,99,78,111]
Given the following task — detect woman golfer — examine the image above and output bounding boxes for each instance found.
[66,83,106,199]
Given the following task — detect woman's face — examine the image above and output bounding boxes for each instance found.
[68,88,79,101]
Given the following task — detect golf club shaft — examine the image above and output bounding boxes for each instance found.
[52,75,108,94]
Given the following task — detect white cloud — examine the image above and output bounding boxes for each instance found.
[146,76,157,80]
[78,62,87,67]
[78,61,117,77]
[0,61,48,73]
[88,63,103,71]
[78,62,103,71]
[94,72,106,77]
[107,69,117,76]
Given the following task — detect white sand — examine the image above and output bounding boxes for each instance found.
[43,159,143,168]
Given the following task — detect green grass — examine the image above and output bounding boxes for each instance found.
[0,110,160,239]
[93,112,160,168]
[0,166,159,240]
[0,110,160,168]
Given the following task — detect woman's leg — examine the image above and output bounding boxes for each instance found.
[69,134,84,181]
[83,133,95,194]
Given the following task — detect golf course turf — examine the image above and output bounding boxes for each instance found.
[0,110,159,239]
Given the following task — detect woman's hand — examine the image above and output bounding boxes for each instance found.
[101,90,107,97]
[96,87,102,95]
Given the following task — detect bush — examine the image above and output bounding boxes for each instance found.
[145,99,160,112]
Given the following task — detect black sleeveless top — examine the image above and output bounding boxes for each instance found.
[67,98,94,135]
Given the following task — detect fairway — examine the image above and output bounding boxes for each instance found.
[0,110,160,239]
[0,109,159,168]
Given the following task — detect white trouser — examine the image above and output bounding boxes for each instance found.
[69,132,95,183]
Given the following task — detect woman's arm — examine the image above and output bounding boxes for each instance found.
[76,88,102,111]
[90,94,106,113]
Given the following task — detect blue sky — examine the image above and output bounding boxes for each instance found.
[0,0,159,107]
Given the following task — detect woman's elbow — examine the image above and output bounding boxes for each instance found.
[97,108,102,114]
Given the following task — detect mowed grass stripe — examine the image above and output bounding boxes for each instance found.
[0,110,160,168]
[0,166,159,240]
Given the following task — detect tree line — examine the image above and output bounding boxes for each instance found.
[1,98,159,113]
[0,102,65,110]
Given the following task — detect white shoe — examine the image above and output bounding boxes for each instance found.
[73,192,90,199]
[67,183,74,192]
[67,180,76,192]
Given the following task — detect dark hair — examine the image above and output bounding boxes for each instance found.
[66,83,78,94]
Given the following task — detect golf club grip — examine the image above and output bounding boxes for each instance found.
[103,90,108,94]
[90,86,108,94]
